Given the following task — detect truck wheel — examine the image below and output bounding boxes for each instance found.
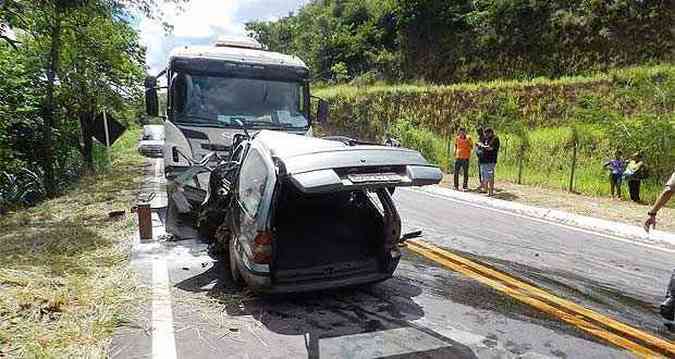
[229,237,244,286]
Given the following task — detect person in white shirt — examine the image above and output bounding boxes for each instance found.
[644,170,675,321]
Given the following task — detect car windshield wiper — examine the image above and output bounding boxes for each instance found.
[183,114,217,123]
[175,115,238,128]
[175,122,224,128]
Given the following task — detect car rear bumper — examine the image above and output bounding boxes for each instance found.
[235,251,400,294]
[241,268,395,294]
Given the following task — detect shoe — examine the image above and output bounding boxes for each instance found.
[660,297,675,321]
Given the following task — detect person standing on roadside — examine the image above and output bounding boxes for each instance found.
[644,170,675,321]
[603,151,626,199]
[477,128,500,196]
[625,152,647,203]
[453,127,473,191]
[475,127,486,184]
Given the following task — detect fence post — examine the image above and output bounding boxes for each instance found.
[568,127,578,193]
[446,132,452,173]
[517,152,524,185]
[569,142,577,192]
[514,126,529,185]
[137,203,153,240]
[103,109,112,168]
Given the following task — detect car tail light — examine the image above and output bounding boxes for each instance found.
[252,231,273,264]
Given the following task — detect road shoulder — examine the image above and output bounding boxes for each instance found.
[424,181,675,249]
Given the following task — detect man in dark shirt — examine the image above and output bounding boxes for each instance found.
[475,127,486,184]
[477,128,500,196]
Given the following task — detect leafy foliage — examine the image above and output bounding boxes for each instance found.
[248,0,674,83]
[247,0,400,82]
[0,0,178,207]
[0,169,45,213]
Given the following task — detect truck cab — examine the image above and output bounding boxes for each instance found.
[144,37,326,238]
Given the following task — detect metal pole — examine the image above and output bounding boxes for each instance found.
[103,109,112,167]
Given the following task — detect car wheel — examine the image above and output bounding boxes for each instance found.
[197,204,224,243]
[229,237,244,286]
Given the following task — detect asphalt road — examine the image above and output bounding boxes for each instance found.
[110,159,674,358]
[397,188,675,338]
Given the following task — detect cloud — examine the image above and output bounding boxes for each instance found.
[139,0,307,74]
[234,0,308,22]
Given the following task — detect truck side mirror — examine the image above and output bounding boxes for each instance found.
[145,75,159,117]
[316,99,329,125]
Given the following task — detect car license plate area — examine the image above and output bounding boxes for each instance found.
[347,172,403,184]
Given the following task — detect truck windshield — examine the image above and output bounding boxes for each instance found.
[172,73,308,129]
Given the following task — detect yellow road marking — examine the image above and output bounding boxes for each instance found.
[407,239,675,358]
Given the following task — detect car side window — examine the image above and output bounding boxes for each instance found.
[238,148,267,217]
[231,142,246,164]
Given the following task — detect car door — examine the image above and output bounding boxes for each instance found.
[233,143,276,261]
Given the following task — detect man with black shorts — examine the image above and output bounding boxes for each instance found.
[477,128,500,196]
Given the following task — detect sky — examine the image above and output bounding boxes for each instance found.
[139,0,308,74]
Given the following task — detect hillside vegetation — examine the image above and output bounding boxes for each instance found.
[248,0,674,83]
[315,65,675,203]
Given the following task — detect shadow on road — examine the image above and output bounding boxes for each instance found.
[175,258,479,359]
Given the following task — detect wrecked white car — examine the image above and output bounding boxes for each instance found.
[178,129,442,293]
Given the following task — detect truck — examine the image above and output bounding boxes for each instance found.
[144,37,328,238]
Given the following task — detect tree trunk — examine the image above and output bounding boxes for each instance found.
[41,11,62,196]
[79,110,94,173]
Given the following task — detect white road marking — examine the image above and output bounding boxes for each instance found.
[152,258,177,359]
[405,187,675,255]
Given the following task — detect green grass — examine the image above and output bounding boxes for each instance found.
[316,64,675,205]
[391,120,670,204]
[315,71,605,99]
[0,127,144,357]
[314,64,674,99]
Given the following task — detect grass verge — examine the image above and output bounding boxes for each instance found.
[0,127,143,357]
[318,64,674,206]
[439,175,675,233]
[390,119,671,206]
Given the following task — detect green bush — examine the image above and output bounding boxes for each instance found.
[388,119,449,171]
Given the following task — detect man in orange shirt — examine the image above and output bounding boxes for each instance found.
[454,127,473,190]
